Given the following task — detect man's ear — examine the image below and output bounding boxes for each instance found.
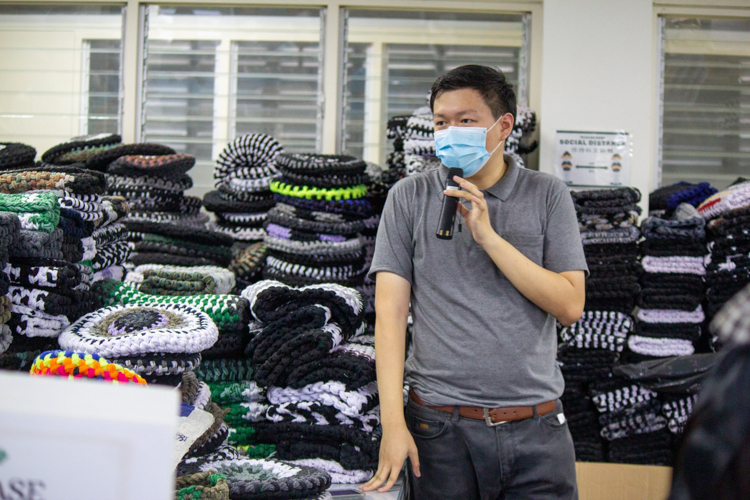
[499,113,515,142]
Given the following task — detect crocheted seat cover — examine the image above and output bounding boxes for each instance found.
[30,349,147,385]
[198,458,331,500]
[58,303,218,358]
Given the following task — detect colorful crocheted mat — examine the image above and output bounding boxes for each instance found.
[58,303,219,358]
[30,349,147,384]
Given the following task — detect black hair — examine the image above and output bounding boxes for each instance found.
[429,65,517,123]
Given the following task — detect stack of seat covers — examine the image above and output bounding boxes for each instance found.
[90,278,251,364]
[588,377,673,465]
[236,280,379,483]
[699,180,750,329]
[0,213,21,366]
[558,187,642,462]
[0,165,113,369]
[42,135,205,227]
[634,204,706,360]
[106,153,205,227]
[205,134,284,243]
[58,301,218,386]
[266,153,371,289]
[124,220,234,268]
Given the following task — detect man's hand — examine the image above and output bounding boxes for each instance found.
[360,423,420,493]
[444,175,497,246]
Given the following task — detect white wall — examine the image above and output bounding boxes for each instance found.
[539,0,655,211]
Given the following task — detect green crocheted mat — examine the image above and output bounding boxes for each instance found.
[176,472,229,500]
[92,279,247,330]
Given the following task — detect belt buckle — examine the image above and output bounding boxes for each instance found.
[483,408,508,427]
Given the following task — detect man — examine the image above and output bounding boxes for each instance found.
[361,65,587,499]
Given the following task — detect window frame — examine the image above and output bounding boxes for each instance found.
[653,4,750,190]
[9,0,542,158]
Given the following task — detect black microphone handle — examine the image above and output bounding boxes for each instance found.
[436,168,463,240]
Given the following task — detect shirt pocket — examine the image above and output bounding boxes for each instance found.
[502,232,544,266]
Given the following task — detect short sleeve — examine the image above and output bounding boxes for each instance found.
[543,180,589,276]
[368,181,414,283]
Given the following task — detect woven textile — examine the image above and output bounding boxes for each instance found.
[91,279,250,331]
[0,142,36,169]
[246,306,355,387]
[83,143,176,171]
[125,264,235,295]
[138,270,218,296]
[208,380,265,406]
[270,181,367,202]
[637,305,705,324]
[274,153,366,176]
[267,380,378,418]
[5,259,90,289]
[242,280,364,335]
[175,472,230,500]
[229,242,267,280]
[107,153,195,176]
[641,256,706,275]
[214,134,284,186]
[650,182,717,211]
[252,422,379,471]
[41,133,121,164]
[196,358,254,383]
[662,395,697,434]
[0,192,59,233]
[111,351,201,376]
[58,303,219,357]
[30,349,147,385]
[698,181,750,219]
[194,458,331,500]
[627,335,695,357]
[0,166,106,195]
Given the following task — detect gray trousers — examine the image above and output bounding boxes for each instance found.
[405,398,578,500]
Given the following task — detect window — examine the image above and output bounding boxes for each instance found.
[141,6,324,196]
[658,17,750,190]
[341,9,529,164]
[0,5,124,156]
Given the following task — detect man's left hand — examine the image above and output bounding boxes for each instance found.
[444,175,497,246]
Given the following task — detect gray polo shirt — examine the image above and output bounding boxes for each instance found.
[368,155,588,407]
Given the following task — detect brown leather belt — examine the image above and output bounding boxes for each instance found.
[410,391,556,426]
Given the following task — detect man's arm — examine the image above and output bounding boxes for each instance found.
[360,271,420,493]
[447,176,585,327]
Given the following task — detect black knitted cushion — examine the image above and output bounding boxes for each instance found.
[41,133,121,164]
[0,142,37,170]
[84,143,176,171]
[124,220,234,247]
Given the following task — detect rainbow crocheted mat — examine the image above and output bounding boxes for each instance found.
[30,349,147,385]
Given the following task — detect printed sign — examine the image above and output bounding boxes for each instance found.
[0,371,179,500]
[554,131,631,187]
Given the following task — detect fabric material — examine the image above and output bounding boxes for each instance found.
[369,156,588,407]
[405,398,577,500]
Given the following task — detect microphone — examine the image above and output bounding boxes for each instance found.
[436,167,463,240]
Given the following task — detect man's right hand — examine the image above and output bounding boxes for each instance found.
[360,423,420,493]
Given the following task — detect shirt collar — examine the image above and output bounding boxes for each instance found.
[484,154,521,201]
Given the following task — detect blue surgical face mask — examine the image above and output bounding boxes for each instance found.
[434,116,503,177]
